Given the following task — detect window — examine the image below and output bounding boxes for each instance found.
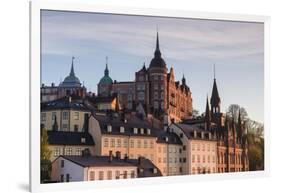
[150,140,153,148]
[137,140,141,148]
[154,76,158,81]
[163,157,166,163]
[54,148,59,157]
[104,138,109,147]
[154,92,158,98]
[130,139,134,148]
[120,126,125,133]
[41,113,46,121]
[76,148,82,155]
[123,139,127,147]
[197,155,200,163]
[115,171,120,179]
[137,92,145,100]
[213,156,215,163]
[208,155,210,163]
[74,124,78,132]
[203,155,206,163]
[160,84,164,90]
[144,140,147,148]
[124,171,127,179]
[81,138,86,143]
[158,157,161,163]
[61,160,64,168]
[134,127,138,134]
[62,124,68,131]
[130,170,135,178]
[197,144,200,151]
[66,174,70,182]
[62,112,68,120]
[98,171,104,180]
[107,125,112,132]
[110,138,115,147]
[74,112,79,120]
[117,139,121,147]
[160,92,164,99]
[182,158,186,163]
[154,101,158,109]
[107,171,112,180]
[192,155,195,163]
[52,112,57,120]
[89,171,95,180]
[60,174,64,182]
[183,145,186,151]
[161,101,164,109]
[66,148,72,155]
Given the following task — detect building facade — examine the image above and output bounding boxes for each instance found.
[97,32,193,122]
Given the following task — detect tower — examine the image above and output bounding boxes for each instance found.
[148,30,168,117]
[98,57,113,97]
[204,95,211,130]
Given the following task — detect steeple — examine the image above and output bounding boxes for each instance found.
[154,30,161,57]
[205,95,211,130]
[210,64,221,113]
[104,56,109,76]
[70,56,75,76]
[182,74,186,85]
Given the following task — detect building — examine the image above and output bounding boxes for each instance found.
[169,122,217,175]
[41,57,86,102]
[47,130,95,161]
[97,32,193,122]
[208,77,249,173]
[51,152,161,182]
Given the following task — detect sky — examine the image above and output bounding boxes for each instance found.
[41,10,264,123]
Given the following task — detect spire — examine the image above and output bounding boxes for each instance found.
[205,95,211,130]
[210,64,221,113]
[104,56,109,76]
[154,29,161,57]
[182,74,186,85]
[70,56,75,76]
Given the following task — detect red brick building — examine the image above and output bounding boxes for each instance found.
[98,32,193,122]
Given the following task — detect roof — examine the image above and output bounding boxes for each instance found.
[173,122,216,141]
[155,130,183,145]
[41,96,90,111]
[99,63,113,84]
[60,59,81,88]
[47,131,95,146]
[57,156,162,177]
[93,95,116,104]
[59,155,136,167]
[93,112,160,137]
[211,79,221,106]
[149,32,167,69]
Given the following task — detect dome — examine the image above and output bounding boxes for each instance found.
[149,56,167,68]
[60,58,81,88]
[99,75,113,84]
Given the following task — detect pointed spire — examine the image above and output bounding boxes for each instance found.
[182,74,186,85]
[70,56,75,76]
[104,56,109,76]
[154,29,161,57]
[210,64,221,113]
[205,95,211,130]
[52,115,58,131]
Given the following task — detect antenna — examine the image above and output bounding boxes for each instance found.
[213,63,216,79]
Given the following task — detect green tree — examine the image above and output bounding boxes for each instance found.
[247,134,264,171]
[40,126,52,183]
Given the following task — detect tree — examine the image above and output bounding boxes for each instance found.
[192,109,200,118]
[40,126,52,183]
[245,119,264,137]
[226,104,248,123]
[247,134,264,171]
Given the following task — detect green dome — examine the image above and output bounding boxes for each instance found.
[99,61,113,84]
[99,75,113,84]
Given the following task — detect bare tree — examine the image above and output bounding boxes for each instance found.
[226,104,248,123]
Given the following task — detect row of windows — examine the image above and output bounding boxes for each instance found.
[54,147,82,157]
[89,170,135,180]
[158,146,182,153]
[192,154,216,164]
[192,167,216,174]
[192,143,215,152]
[103,138,154,149]
[41,111,80,122]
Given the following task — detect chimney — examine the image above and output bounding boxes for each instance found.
[109,150,113,162]
[83,113,89,133]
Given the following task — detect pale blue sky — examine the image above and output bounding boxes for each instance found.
[41,10,264,123]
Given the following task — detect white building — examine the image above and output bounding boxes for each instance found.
[169,122,217,175]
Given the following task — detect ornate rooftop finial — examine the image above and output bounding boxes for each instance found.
[154,28,161,57]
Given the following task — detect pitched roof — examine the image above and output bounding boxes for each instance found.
[41,96,90,111]
[93,112,160,137]
[155,130,183,145]
[47,131,95,146]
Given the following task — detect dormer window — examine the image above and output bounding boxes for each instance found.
[140,128,144,134]
[134,128,138,134]
[165,137,169,142]
[107,125,112,132]
[120,126,125,133]
[147,129,151,135]
[81,137,86,143]
[153,168,157,174]
[201,132,204,139]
